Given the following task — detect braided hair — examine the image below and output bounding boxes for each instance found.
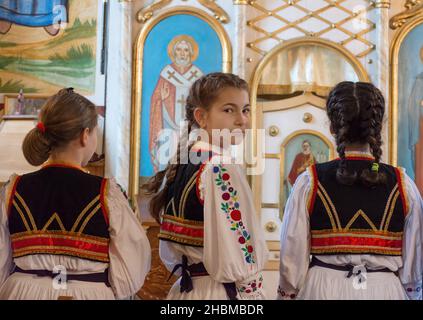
[326,81,386,187]
[142,72,249,223]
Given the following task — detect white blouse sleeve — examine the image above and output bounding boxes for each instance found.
[201,162,268,299]
[278,170,311,300]
[106,179,151,299]
[399,170,423,300]
[0,175,18,287]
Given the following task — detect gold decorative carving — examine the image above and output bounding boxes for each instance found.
[246,0,378,58]
[405,0,422,9]
[390,1,423,29]
[136,0,173,24]
[197,0,230,24]
[303,112,313,123]
[374,0,391,8]
[389,9,423,165]
[265,221,277,233]
[268,125,279,137]
[262,203,279,209]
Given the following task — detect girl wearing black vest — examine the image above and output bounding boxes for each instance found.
[278,81,423,300]
[0,88,151,299]
[143,73,268,299]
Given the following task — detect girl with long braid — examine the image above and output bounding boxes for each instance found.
[143,72,268,300]
[278,81,423,300]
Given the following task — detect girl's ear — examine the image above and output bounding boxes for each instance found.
[193,107,207,129]
[80,128,90,147]
[329,124,335,135]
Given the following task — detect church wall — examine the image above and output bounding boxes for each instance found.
[104,1,133,189]
[0,0,106,182]
[109,1,400,191]
[243,0,391,160]
[0,0,106,105]
[104,0,413,300]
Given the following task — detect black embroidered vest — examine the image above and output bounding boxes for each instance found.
[7,164,110,262]
[307,156,408,256]
[158,151,213,247]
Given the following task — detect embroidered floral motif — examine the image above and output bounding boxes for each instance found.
[214,165,255,264]
[277,286,296,299]
[238,274,263,294]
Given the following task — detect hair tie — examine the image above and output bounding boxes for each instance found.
[371,162,379,172]
[36,122,46,134]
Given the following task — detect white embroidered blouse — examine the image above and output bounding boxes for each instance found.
[278,157,423,300]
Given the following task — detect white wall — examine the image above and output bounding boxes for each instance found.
[104,1,133,188]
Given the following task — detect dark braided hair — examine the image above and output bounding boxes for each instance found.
[326,81,386,187]
[142,72,249,223]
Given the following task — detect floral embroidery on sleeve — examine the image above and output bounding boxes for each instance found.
[405,284,422,300]
[214,164,255,264]
[238,274,263,294]
[278,286,297,300]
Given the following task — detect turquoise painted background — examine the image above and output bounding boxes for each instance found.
[140,14,223,177]
[397,23,423,180]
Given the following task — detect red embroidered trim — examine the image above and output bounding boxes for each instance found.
[278,286,296,299]
[335,156,375,161]
[311,235,402,249]
[195,162,209,205]
[160,220,204,239]
[194,151,216,205]
[12,236,109,255]
[7,176,21,218]
[100,179,109,226]
[394,167,408,215]
[308,165,318,214]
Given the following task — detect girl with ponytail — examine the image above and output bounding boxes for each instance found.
[143,72,267,300]
[0,88,151,300]
[278,81,423,300]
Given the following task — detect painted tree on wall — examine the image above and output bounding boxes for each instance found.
[0,0,98,94]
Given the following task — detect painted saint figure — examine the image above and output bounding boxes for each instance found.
[407,46,423,194]
[149,35,203,171]
[0,0,68,36]
[288,140,316,186]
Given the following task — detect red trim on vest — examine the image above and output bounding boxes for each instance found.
[193,152,216,205]
[195,162,208,205]
[161,220,204,239]
[7,176,21,217]
[100,179,109,226]
[12,236,109,255]
[308,165,318,214]
[311,235,402,250]
[335,156,375,161]
[394,168,408,215]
